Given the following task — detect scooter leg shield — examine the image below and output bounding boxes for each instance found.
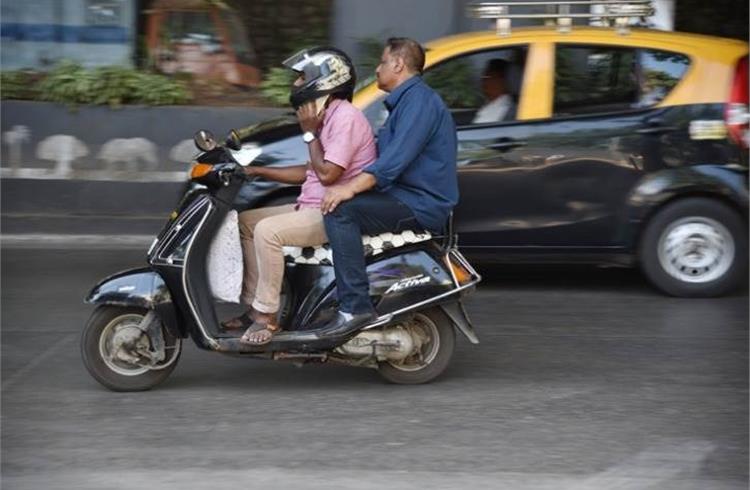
[85,267,183,338]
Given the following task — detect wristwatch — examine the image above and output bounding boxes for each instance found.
[302,131,316,144]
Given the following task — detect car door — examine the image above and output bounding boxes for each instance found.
[453,41,598,251]
[455,42,691,254]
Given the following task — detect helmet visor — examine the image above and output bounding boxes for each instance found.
[282,49,312,73]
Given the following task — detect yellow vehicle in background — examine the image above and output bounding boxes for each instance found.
[246,1,750,297]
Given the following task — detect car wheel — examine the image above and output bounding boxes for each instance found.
[639,197,747,297]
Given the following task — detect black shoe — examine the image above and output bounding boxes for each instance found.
[318,311,377,337]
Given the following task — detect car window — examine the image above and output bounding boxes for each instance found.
[362,93,388,131]
[362,46,528,131]
[554,45,690,116]
[634,50,690,107]
[425,47,527,126]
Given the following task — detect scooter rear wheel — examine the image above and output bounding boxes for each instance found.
[377,308,455,385]
[81,306,181,392]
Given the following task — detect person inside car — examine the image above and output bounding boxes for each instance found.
[472,58,517,124]
[221,47,377,345]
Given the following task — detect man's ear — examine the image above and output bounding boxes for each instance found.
[392,56,405,74]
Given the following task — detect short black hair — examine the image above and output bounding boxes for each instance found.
[386,37,425,74]
[484,58,509,78]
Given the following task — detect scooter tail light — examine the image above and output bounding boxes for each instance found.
[190,163,213,179]
[447,254,472,286]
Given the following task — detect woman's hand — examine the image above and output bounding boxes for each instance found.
[296,101,324,134]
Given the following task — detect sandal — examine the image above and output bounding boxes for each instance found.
[220,311,256,331]
[240,322,281,346]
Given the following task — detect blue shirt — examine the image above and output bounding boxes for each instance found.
[364,76,458,233]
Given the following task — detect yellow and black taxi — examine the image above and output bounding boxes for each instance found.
[228,2,749,297]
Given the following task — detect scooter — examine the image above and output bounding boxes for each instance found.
[81,129,481,391]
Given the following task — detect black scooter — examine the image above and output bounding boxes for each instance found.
[81,129,481,391]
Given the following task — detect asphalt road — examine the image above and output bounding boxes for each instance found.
[1,247,748,490]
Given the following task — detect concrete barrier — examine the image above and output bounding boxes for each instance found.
[0,100,289,219]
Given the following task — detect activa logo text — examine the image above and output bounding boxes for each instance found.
[385,274,431,294]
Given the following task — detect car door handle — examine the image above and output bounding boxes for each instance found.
[636,119,678,135]
[487,138,526,151]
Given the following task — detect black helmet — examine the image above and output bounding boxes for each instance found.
[282,47,356,110]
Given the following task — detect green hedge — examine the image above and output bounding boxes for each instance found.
[1,61,191,107]
[260,67,295,106]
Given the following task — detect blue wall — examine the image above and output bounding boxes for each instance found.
[0,0,136,70]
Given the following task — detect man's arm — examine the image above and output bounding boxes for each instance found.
[320,172,376,214]
[321,89,440,214]
[297,102,345,186]
[245,165,307,184]
[306,138,344,185]
[364,93,438,189]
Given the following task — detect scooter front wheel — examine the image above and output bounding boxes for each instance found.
[81,306,181,392]
[377,308,455,385]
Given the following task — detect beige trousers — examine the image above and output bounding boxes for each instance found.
[238,204,328,313]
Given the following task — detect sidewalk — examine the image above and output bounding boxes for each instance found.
[0,233,153,249]
[1,213,164,249]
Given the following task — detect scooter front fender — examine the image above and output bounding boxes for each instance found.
[85,268,183,338]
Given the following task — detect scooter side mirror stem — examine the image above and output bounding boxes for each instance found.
[225,130,242,151]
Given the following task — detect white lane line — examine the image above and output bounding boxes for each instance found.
[2,334,76,392]
[561,440,716,490]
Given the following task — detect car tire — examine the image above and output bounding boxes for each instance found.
[639,197,747,297]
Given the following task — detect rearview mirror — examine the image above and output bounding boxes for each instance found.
[194,130,217,152]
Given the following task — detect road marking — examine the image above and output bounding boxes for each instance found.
[0,467,739,490]
[560,440,716,490]
[2,334,76,392]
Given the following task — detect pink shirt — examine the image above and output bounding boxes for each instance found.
[297,99,377,209]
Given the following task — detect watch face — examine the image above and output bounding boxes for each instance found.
[303,132,315,143]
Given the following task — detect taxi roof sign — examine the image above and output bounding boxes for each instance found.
[467,1,655,36]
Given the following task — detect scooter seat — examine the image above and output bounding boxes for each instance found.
[283,230,432,265]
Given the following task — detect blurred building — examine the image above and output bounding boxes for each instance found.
[0,0,137,70]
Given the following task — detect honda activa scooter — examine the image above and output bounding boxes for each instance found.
[81,129,481,391]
